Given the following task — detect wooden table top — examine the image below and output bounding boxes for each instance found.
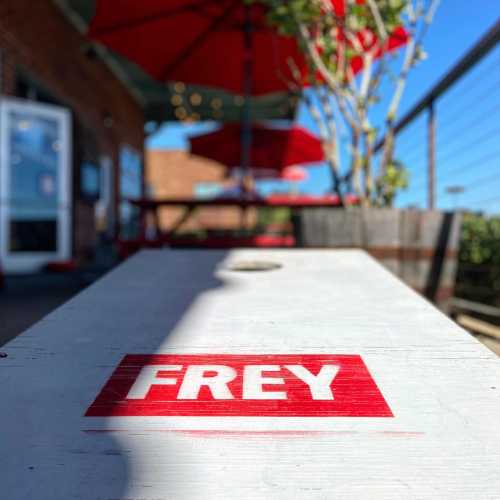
[1,249,499,499]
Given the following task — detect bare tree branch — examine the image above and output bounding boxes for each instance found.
[257,0,439,206]
[366,0,388,41]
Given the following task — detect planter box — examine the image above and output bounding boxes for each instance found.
[295,208,462,307]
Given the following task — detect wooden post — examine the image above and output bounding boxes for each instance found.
[427,101,436,210]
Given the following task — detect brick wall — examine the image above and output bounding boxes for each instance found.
[0,0,144,260]
[146,150,257,232]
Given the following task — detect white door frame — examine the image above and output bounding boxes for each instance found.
[119,144,142,238]
[0,97,72,273]
[96,154,114,238]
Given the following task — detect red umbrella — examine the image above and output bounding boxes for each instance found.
[189,124,324,174]
[328,0,408,76]
[88,1,304,96]
[89,1,406,92]
[342,27,408,75]
[89,1,308,192]
[89,1,406,195]
[281,165,308,182]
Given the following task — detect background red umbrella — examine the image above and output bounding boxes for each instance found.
[89,1,406,197]
[281,165,308,182]
[88,0,304,96]
[89,0,307,193]
[324,0,408,74]
[89,1,406,92]
[189,124,325,174]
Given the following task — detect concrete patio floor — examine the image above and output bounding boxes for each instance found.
[0,271,104,347]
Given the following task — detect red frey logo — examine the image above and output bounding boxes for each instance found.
[85,354,392,417]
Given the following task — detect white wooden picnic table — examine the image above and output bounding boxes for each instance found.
[0,249,499,499]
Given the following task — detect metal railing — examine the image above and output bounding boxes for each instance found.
[375,20,500,213]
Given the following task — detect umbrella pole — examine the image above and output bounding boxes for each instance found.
[240,3,253,203]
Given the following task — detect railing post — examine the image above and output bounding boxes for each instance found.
[427,101,436,210]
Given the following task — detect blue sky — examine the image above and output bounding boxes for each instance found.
[147,2,500,212]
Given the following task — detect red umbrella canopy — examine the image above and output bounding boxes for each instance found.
[88,0,304,95]
[323,0,409,77]
[343,27,408,75]
[189,124,325,172]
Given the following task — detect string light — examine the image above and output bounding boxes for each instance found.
[170,94,183,106]
[189,93,202,106]
[175,107,187,120]
[210,98,223,110]
[173,82,185,93]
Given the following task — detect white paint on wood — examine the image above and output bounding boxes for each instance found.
[0,249,499,499]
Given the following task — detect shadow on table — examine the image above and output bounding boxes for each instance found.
[0,249,229,499]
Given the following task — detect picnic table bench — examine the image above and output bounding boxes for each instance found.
[1,249,499,499]
[129,195,357,243]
